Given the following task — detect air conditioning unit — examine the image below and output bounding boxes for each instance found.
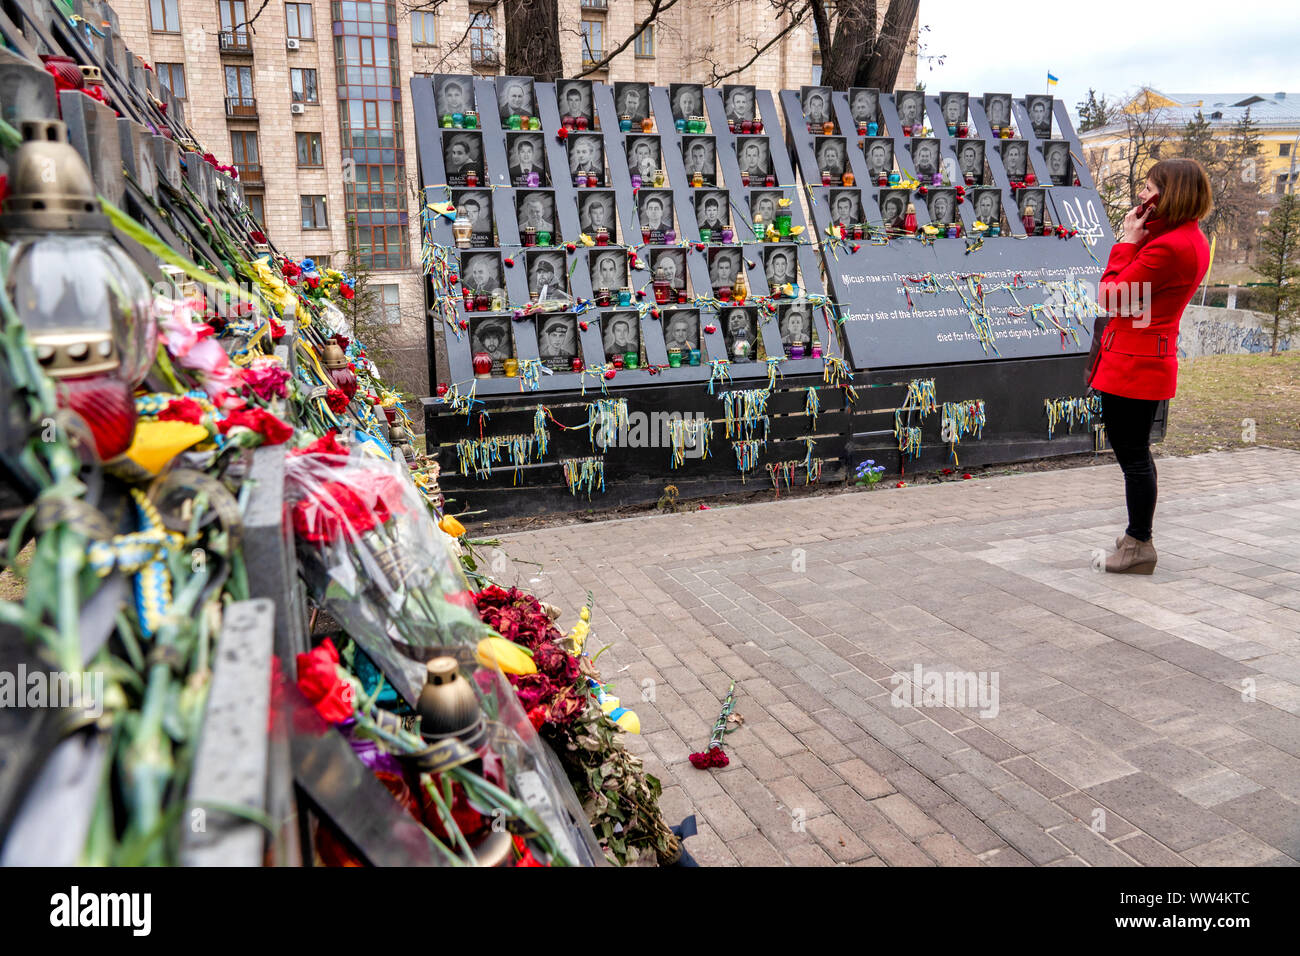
[286,38,300,50]
[291,102,305,114]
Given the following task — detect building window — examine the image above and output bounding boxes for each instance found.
[312,255,332,268]
[156,62,187,99]
[286,2,313,39]
[150,0,180,32]
[301,195,328,229]
[1278,173,1290,194]
[633,25,654,57]
[225,65,253,100]
[580,0,608,8]
[247,194,264,224]
[291,68,319,103]
[230,130,260,180]
[218,0,248,42]
[372,283,401,325]
[811,64,822,85]
[581,19,603,64]
[1282,143,1292,158]
[353,224,408,270]
[412,10,435,45]
[296,131,323,166]
[469,12,496,67]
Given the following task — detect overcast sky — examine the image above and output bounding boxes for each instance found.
[917,0,1300,122]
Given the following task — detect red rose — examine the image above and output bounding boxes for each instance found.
[291,479,380,543]
[219,407,294,445]
[527,706,547,731]
[296,637,354,723]
[158,396,205,424]
[533,641,580,685]
[510,673,557,711]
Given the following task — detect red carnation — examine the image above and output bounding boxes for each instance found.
[296,638,354,723]
[326,388,349,413]
[219,407,294,445]
[158,396,205,424]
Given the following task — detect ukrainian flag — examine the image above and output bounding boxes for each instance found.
[1047,72,1060,87]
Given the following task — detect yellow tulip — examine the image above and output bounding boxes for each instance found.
[438,514,466,537]
[475,637,536,675]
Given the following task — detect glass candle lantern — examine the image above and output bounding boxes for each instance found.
[537,230,551,246]
[902,124,913,137]
[465,111,479,129]
[503,358,519,377]
[641,225,651,244]
[519,114,531,129]
[529,116,541,130]
[452,112,465,128]
[700,226,712,243]
[574,171,588,188]
[668,348,682,368]
[596,228,610,245]
[958,123,969,137]
[463,288,475,311]
[729,121,737,134]
[903,203,918,234]
[571,356,584,372]
[491,290,505,311]
[475,292,490,311]
[576,115,589,131]
[631,173,642,190]
[932,172,942,186]
[842,171,855,187]
[888,171,901,186]
[989,223,1001,237]
[867,122,878,136]
[664,229,676,243]
[947,124,957,136]
[823,120,835,135]
[946,225,958,238]
[733,272,747,301]
[465,170,478,188]
[753,120,764,134]
[612,354,624,369]
[741,170,751,186]
[618,288,632,307]
[742,120,754,134]
[721,227,735,243]
[764,173,775,187]
[852,223,864,240]
[1022,205,1036,234]
[688,348,701,366]
[789,343,805,360]
[857,122,868,135]
[653,168,666,187]
[563,115,576,130]
[691,170,704,188]
[523,226,537,247]
[624,350,639,369]
[453,214,473,248]
[732,337,750,360]
[821,169,832,186]
[596,288,611,306]
[810,343,823,359]
[717,285,732,302]
[473,351,493,377]
[620,114,633,132]
[776,210,792,236]
[752,213,764,238]
[507,114,521,130]
[965,172,976,186]
[527,171,540,188]
[641,116,654,133]
[877,171,888,187]
[990,124,1001,137]
[676,118,687,132]
[653,272,670,304]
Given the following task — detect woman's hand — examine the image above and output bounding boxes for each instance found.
[1122,203,1154,245]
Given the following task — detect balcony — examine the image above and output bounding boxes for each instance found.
[225,96,258,118]
[219,31,253,55]
[581,0,608,9]
[470,48,499,68]
[235,163,263,185]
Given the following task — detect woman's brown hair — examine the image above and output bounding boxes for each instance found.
[1149,158,1213,227]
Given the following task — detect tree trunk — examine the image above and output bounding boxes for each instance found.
[504,0,563,82]
[856,0,918,89]
[819,0,875,92]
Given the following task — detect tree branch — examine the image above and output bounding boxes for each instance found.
[573,0,682,77]
[707,3,810,85]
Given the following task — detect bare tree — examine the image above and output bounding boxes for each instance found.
[1086,90,1170,235]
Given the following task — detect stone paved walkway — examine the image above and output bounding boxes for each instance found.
[493,447,1300,866]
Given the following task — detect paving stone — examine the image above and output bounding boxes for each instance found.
[984,811,1071,865]
[729,831,787,867]
[873,793,943,840]
[806,812,876,864]
[1181,831,1291,867]
[919,832,984,866]
[1000,756,1074,799]
[1212,788,1300,859]
[831,758,895,800]
[1111,833,1192,867]
[1086,773,1238,852]
[785,842,836,867]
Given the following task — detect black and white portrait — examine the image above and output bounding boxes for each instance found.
[815,137,847,180]
[626,136,661,182]
[828,189,862,228]
[471,315,511,372]
[861,137,894,179]
[670,84,703,122]
[736,136,771,179]
[720,307,757,360]
[1017,188,1045,231]
[695,190,729,233]
[527,250,567,298]
[461,252,504,297]
[507,133,548,187]
[778,302,813,352]
[878,190,907,226]
[801,85,833,130]
[894,89,925,128]
[662,309,699,353]
[957,139,985,185]
[1025,94,1053,138]
[590,249,626,292]
[970,187,1002,227]
[750,190,782,227]
[707,247,742,293]
[556,79,593,126]
[849,87,880,127]
[939,91,968,129]
[567,134,604,182]
[579,191,617,241]
[496,76,536,123]
[682,137,716,185]
[925,188,956,226]
[516,190,556,234]
[1000,139,1028,180]
[536,314,577,369]
[723,85,756,123]
[614,82,651,124]
[910,138,940,180]
[452,189,493,246]
[1043,140,1072,186]
[602,312,641,363]
[651,249,687,293]
[639,191,674,241]
[442,131,483,187]
[434,75,475,119]
[763,246,797,290]
[982,93,1012,130]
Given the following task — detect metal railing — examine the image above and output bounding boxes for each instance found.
[225,96,258,117]
[219,31,253,53]
[235,162,263,184]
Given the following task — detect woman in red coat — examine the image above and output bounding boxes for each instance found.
[1089,159,1212,574]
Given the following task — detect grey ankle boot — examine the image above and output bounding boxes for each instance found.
[1106,535,1157,575]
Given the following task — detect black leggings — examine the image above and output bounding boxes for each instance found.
[1100,392,1160,543]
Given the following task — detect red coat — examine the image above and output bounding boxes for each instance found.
[1090,218,1210,400]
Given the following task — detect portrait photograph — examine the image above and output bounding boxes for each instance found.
[614,82,651,124]
[682,136,717,185]
[1025,94,1054,138]
[849,87,880,127]
[1017,188,1046,231]
[670,83,704,122]
[910,138,940,180]
[452,189,493,247]
[778,302,813,353]
[589,249,627,292]
[434,75,475,119]
[861,137,894,178]
[723,85,756,123]
[496,76,536,122]
[878,190,907,227]
[828,188,862,228]
[461,252,505,297]
[695,189,730,233]
[601,312,641,363]
[650,249,687,293]
[442,131,484,187]
[815,137,848,180]
[749,190,782,227]
[470,315,511,374]
[527,250,568,298]
[567,133,605,182]
[801,85,834,130]
[1043,140,1073,185]
[924,187,957,226]
[536,313,578,370]
[638,190,674,242]
[515,190,556,234]
[1000,139,1028,180]
[720,307,757,361]
[579,190,618,241]
[707,246,743,293]
[763,245,798,290]
[982,93,1013,129]
[556,79,594,126]
[736,136,771,179]
[507,133,548,187]
[939,91,968,129]
[970,187,1002,227]
[626,135,662,182]
[893,89,925,129]
[661,309,699,353]
[957,139,986,185]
